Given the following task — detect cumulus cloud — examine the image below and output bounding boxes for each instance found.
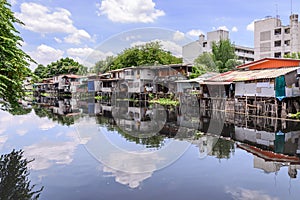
[187,29,204,37]
[247,20,256,31]
[173,31,185,41]
[218,26,229,31]
[15,2,91,44]
[97,0,165,23]
[30,44,64,66]
[64,29,91,44]
[67,47,114,68]
[131,39,182,57]
[232,26,238,32]
[54,37,62,43]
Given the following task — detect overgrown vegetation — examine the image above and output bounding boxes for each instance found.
[91,41,182,73]
[33,57,88,79]
[0,0,33,111]
[191,39,241,78]
[149,98,179,106]
[289,112,300,119]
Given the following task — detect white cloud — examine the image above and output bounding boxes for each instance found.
[131,39,182,57]
[67,47,114,68]
[54,37,62,43]
[218,26,229,31]
[30,44,64,66]
[97,0,165,23]
[232,26,238,32]
[187,29,204,37]
[173,31,185,41]
[64,29,91,44]
[15,3,91,44]
[16,129,28,136]
[9,0,17,6]
[247,20,256,32]
[125,35,142,41]
[225,187,279,200]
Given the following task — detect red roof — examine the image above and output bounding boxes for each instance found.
[237,58,300,70]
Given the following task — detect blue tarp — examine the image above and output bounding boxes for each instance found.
[87,81,95,92]
[275,75,286,98]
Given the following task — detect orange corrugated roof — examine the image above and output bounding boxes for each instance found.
[237,58,300,70]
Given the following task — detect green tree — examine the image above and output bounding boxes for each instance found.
[107,41,182,71]
[93,55,115,74]
[33,64,47,78]
[284,52,300,59]
[34,57,88,79]
[0,0,33,110]
[0,149,44,199]
[191,52,218,78]
[212,39,240,72]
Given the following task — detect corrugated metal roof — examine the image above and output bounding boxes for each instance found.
[176,72,219,83]
[206,67,299,82]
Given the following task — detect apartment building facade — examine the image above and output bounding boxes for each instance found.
[182,29,254,65]
[254,14,300,60]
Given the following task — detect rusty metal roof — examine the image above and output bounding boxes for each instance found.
[206,67,300,82]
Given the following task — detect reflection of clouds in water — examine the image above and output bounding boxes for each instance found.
[24,141,77,170]
[16,129,29,136]
[225,187,279,200]
[24,131,89,170]
[38,121,57,131]
[103,166,152,189]
[0,135,8,149]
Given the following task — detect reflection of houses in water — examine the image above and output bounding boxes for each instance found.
[112,101,167,136]
[234,116,300,157]
[35,97,81,116]
[238,143,300,178]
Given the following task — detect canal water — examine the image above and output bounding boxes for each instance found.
[1,98,300,200]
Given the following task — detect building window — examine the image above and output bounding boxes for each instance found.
[284,28,290,34]
[274,28,281,35]
[203,42,207,48]
[284,40,290,46]
[284,52,290,56]
[274,40,281,47]
[274,52,281,58]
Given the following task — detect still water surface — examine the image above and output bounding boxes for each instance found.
[0,100,300,200]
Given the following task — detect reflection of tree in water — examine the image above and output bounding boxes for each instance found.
[211,138,235,159]
[9,106,32,116]
[0,149,43,200]
[33,106,79,126]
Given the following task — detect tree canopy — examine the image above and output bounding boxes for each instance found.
[284,52,300,59]
[93,41,182,73]
[33,57,88,79]
[191,39,242,78]
[0,0,32,110]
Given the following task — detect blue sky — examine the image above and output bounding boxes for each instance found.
[9,0,300,69]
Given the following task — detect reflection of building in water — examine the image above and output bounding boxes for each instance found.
[51,98,81,115]
[238,143,300,179]
[234,117,300,157]
[112,101,167,138]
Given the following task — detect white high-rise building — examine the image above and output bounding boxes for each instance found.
[254,14,300,60]
[182,29,254,64]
